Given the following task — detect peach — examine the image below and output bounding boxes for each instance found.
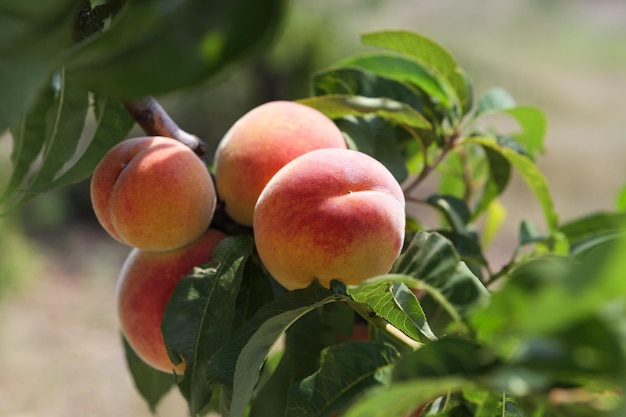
[213,100,347,226]
[253,148,406,290]
[91,136,217,252]
[116,228,227,373]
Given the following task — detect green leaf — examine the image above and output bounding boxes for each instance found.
[482,199,507,248]
[392,231,489,318]
[248,304,351,417]
[335,51,453,108]
[312,67,426,113]
[475,87,516,115]
[3,69,90,210]
[2,84,55,207]
[161,235,255,416]
[233,257,276,330]
[437,149,466,199]
[474,87,547,158]
[511,316,626,380]
[286,341,399,417]
[392,337,500,381]
[426,194,471,232]
[0,0,74,132]
[205,283,343,417]
[65,0,285,97]
[298,94,431,129]
[348,279,436,342]
[616,185,626,212]
[362,30,470,116]
[559,212,626,256]
[122,335,176,413]
[38,94,134,191]
[473,145,512,220]
[506,106,547,158]
[342,377,468,417]
[464,137,558,233]
[28,69,89,188]
[474,233,626,343]
[335,116,408,183]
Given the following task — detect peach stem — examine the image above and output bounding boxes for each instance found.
[123,97,208,157]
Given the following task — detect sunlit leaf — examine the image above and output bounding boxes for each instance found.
[617,185,626,212]
[362,30,470,115]
[298,94,431,129]
[464,137,558,233]
[481,199,507,248]
[474,88,546,158]
[506,106,547,158]
[392,231,489,318]
[286,341,399,417]
[348,279,436,342]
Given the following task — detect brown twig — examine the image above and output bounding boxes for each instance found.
[123,97,208,157]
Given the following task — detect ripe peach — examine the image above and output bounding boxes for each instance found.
[91,136,217,252]
[253,148,406,290]
[116,228,227,373]
[213,100,347,226]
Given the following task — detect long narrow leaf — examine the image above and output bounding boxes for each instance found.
[464,137,558,232]
[40,94,134,190]
[161,235,255,415]
[29,68,89,188]
[298,94,431,129]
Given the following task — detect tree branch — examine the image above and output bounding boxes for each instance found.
[123,97,208,157]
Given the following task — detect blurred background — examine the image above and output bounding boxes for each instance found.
[1,0,625,416]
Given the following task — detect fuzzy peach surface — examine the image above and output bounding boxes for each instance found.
[213,100,347,226]
[116,228,227,373]
[253,148,406,290]
[90,136,217,252]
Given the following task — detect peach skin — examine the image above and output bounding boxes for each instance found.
[253,148,406,290]
[213,100,346,226]
[116,228,227,373]
[91,136,217,252]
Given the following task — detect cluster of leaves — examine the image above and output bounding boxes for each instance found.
[0,0,284,211]
[3,3,626,416]
[121,31,626,417]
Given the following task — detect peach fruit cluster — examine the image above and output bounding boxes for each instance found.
[90,100,405,373]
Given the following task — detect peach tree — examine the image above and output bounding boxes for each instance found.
[2,1,626,417]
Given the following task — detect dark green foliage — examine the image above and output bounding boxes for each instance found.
[0,0,285,210]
